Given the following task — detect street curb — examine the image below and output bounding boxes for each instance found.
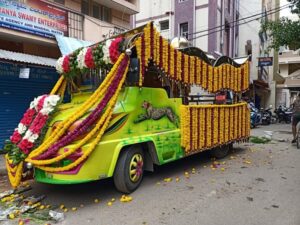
[0,155,7,175]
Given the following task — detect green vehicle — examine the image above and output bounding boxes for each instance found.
[4,23,250,193]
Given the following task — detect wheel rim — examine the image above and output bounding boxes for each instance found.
[129,153,143,183]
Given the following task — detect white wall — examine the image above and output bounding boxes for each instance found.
[276,89,290,107]
[135,0,171,20]
[238,0,262,82]
[279,64,289,77]
[194,7,208,51]
[196,0,208,5]
[134,0,172,39]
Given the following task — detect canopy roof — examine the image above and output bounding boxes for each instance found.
[0,49,56,67]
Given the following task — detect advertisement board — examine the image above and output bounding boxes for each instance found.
[0,0,68,38]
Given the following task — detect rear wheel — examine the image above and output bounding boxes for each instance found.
[210,144,231,159]
[113,146,144,193]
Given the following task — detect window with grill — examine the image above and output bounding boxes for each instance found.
[160,20,169,31]
[81,0,89,15]
[180,22,188,39]
[92,3,101,19]
[68,12,83,39]
[102,6,111,22]
[81,1,111,23]
[179,0,188,3]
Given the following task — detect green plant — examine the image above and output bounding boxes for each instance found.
[249,136,271,144]
[262,0,300,50]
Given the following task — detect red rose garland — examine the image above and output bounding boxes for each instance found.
[10,131,22,144]
[62,55,70,73]
[18,139,34,154]
[84,47,96,69]
[9,96,44,145]
[9,95,60,155]
[109,37,123,63]
[20,108,36,126]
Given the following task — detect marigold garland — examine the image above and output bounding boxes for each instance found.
[28,54,126,160]
[208,66,213,93]
[50,75,65,95]
[219,107,224,143]
[181,103,250,153]
[199,108,204,148]
[5,155,23,188]
[213,107,218,145]
[196,58,201,85]
[134,22,250,93]
[202,62,207,89]
[213,67,218,93]
[190,56,195,84]
[33,58,130,172]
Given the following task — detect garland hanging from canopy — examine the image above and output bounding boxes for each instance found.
[135,22,249,93]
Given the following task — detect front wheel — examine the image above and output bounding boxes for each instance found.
[113,146,144,193]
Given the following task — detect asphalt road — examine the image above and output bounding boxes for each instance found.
[1,124,300,225]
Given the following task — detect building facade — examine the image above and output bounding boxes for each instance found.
[0,0,139,147]
[0,0,139,58]
[277,50,300,107]
[132,0,239,58]
[238,0,280,109]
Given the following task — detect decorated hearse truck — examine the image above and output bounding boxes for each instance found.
[4,23,250,193]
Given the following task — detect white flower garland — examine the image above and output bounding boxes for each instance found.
[22,95,60,146]
[17,97,41,134]
[77,48,88,69]
[41,95,60,115]
[103,40,112,64]
[56,56,64,74]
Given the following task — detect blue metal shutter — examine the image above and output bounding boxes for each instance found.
[0,64,58,148]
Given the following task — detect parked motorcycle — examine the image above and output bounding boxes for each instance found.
[261,105,277,125]
[261,108,271,125]
[275,105,292,123]
[250,103,262,128]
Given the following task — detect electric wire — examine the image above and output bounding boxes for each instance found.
[189,5,290,41]
[188,3,291,36]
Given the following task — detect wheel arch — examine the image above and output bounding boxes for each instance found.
[107,140,159,177]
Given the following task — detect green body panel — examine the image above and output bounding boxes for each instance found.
[35,87,184,184]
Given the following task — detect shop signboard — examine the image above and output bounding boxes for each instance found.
[0,0,68,38]
[258,57,273,67]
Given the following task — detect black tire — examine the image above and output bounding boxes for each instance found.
[210,144,231,159]
[113,145,144,193]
